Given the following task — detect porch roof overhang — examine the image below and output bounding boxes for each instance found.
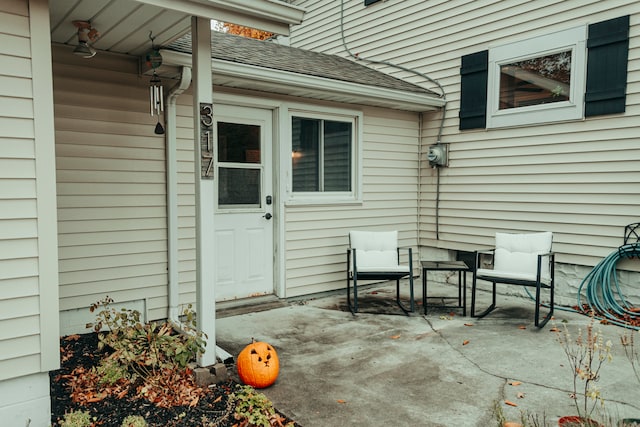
[159,49,446,112]
[49,0,304,58]
[132,0,305,35]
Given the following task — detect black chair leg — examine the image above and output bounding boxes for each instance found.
[534,282,554,328]
[352,277,358,314]
[471,278,497,318]
[395,276,414,315]
[347,275,358,315]
[471,275,477,316]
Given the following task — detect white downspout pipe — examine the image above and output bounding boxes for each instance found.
[165,66,234,365]
[166,66,191,323]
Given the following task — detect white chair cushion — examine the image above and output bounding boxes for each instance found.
[355,265,410,274]
[475,268,552,285]
[349,230,402,272]
[493,232,552,280]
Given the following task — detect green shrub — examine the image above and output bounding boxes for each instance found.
[87,296,206,380]
[229,385,294,427]
[95,357,131,386]
[59,410,92,427]
[120,415,148,427]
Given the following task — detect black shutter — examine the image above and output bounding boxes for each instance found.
[459,50,488,130]
[585,15,629,117]
[364,0,381,5]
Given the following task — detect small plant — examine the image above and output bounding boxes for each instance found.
[229,385,294,427]
[59,410,92,427]
[493,399,547,427]
[65,296,208,407]
[120,415,148,427]
[521,412,548,427]
[87,296,206,379]
[555,317,613,423]
[620,329,640,385]
[95,357,131,386]
[493,399,507,427]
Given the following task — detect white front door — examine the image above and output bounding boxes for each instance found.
[214,105,274,301]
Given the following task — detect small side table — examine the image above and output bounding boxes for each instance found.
[421,260,472,316]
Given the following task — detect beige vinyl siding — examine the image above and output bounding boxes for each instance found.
[0,0,53,381]
[290,0,640,269]
[175,97,197,306]
[170,89,421,299]
[52,47,169,320]
[285,106,420,297]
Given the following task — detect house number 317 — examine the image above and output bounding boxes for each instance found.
[200,103,214,179]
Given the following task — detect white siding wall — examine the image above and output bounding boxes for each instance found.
[172,91,420,300]
[0,0,59,377]
[290,0,640,271]
[52,47,169,326]
[175,96,197,305]
[285,106,420,297]
[0,0,41,383]
[0,0,59,425]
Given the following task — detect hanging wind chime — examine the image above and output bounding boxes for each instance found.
[146,33,164,135]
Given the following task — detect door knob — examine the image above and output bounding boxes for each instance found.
[263,213,272,220]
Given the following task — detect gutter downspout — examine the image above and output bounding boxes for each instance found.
[164,66,233,364]
[166,66,192,324]
[417,112,423,252]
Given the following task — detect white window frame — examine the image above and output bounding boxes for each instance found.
[487,26,587,128]
[285,105,363,205]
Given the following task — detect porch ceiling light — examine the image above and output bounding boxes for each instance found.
[73,20,99,58]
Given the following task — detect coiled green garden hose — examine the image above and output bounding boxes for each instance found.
[576,243,640,330]
[523,243,639,329]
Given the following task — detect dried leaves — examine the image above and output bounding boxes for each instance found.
[61,365,205,408]
[60,297,209,410]
[61,366,121,405]
[137,369,205,408]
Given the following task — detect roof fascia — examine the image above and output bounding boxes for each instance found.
[132,0,305,35]
[160,49,446,111]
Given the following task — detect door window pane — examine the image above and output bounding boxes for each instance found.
[291,117,352,192]
[218,122,261,163]
[217,121,262,208]
[218,168,261,206]
[499,51,571,110]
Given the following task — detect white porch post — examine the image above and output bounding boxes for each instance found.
[192,16,216,367]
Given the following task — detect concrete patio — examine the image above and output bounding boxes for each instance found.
[216,280,640,427]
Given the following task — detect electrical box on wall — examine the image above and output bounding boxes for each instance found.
[428,143,448,167]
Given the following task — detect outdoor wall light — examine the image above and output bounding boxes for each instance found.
[73,20,99,58]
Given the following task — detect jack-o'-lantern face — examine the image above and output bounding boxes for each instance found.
[236,340,280,388]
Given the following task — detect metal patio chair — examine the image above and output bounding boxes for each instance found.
[346,230,414,315]
[470,231,555,328]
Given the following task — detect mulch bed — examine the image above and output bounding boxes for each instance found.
[50,333,298,427]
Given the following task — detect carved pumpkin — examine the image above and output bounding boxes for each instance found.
[236,339,280,388]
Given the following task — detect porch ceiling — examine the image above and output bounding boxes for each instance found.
[48,0,304,57]
[49,0,443,112]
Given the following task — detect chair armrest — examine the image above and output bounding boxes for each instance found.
[397,247,413,257]
[536,251,555,264]
[537,251,555,266]
[396,247,413,268]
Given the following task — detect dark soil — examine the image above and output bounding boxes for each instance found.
[50,333,298,427]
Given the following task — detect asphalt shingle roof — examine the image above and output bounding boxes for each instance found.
[166,31,439,96]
